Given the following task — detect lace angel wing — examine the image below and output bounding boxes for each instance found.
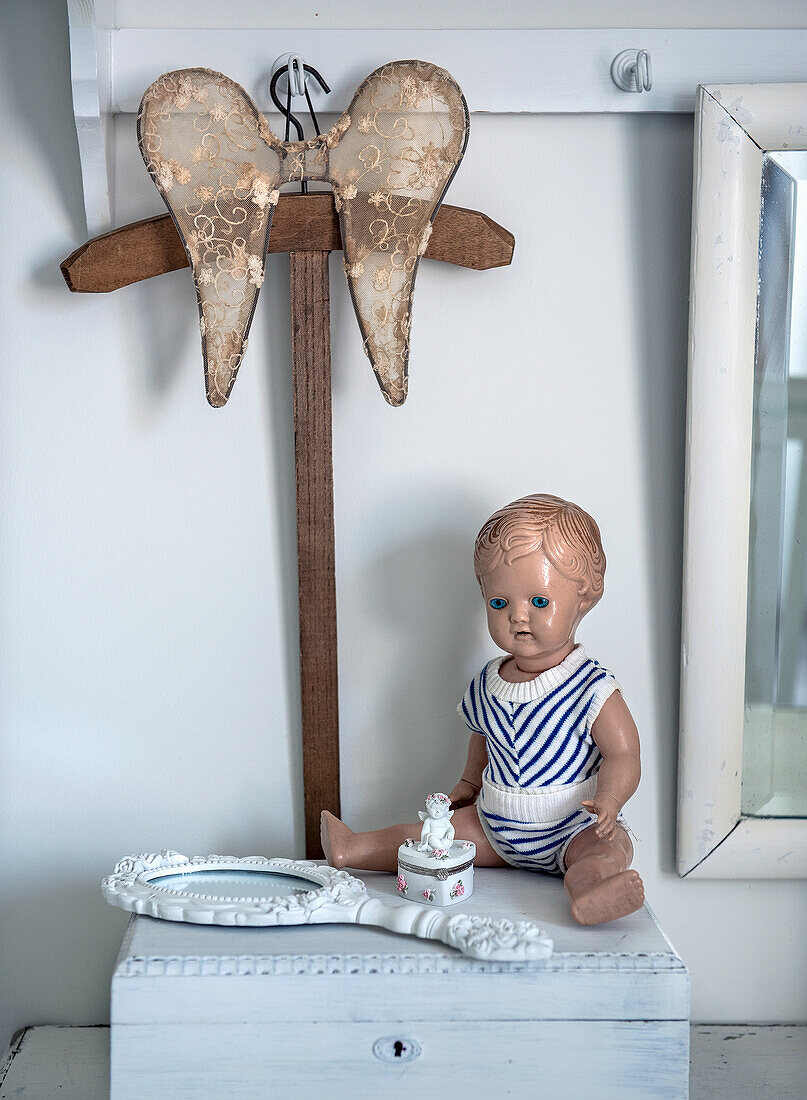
[138,69,282,407]
[331,61,470,407]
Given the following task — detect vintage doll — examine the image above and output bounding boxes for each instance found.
[322,494,643,925]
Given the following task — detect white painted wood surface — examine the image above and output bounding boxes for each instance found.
[66,0,112,235]
[0,1026,109,1100]
[112,1020,689,1099]
[67,14,807,233]
[690,1025,807,1099]
[107,29,807,115]
[677,82,807,879]
[684,817,807,878]
[110,868,689,1098]
[7,1024,805,1099]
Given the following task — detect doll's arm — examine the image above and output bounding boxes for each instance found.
[582,692,641,840]
[448,733,488,808]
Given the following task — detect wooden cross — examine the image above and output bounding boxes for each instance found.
[62,193,514,857]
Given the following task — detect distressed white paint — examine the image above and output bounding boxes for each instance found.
[690,1024,807,1097]
[684,817,807,878]
[110,1021,689,1099]
[0,1027,110,1100]
[111,870,688,1020]
[678,83,807,879]
[110,869,689,1098]
[5,1023,805,1098]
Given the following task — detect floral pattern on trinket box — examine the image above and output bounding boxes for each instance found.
[397,875,408,894]
[422,889,435,902]
[450,879,465,899]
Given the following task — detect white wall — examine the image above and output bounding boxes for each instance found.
[2,0,807,1045]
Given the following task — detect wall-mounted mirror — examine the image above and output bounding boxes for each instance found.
[744,149,807,821]
[678,83,807,877]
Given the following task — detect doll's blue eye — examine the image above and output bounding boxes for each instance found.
[531,596,549,608]
[489,598,507,610]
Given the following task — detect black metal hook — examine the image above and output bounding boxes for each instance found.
[269,60,330,194]
[269,62,331,143]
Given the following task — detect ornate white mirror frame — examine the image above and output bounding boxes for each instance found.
[102,851,553,960]
[678,82,807,878]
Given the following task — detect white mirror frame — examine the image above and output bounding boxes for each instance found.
[102,851,554,960]
[678,82,807,878]
[102,852,367,923]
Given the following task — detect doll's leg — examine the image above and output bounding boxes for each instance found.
[563,823,644,925]
[449,807,508,866]
[321,807,507,872]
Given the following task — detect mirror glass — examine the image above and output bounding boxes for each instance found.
[153,869,316,899]
[744,150,807,818]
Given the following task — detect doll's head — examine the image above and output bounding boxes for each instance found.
[473,494,606,664]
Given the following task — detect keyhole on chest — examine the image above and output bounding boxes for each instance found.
[372,1036,422,1063]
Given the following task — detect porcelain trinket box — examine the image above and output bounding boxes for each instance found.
[397,840,476,905]
[397,793,476,906]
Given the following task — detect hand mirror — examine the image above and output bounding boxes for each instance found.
[102,851,552,962]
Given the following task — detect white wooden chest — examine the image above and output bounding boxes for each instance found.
[110,867,689,1099]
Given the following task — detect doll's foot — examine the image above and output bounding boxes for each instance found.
[321,810,353,869]
[570,869,645,926]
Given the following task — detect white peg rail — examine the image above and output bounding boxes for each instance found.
[68,5,807,241]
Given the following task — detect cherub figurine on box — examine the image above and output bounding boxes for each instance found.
[417,793,455,853]
[322,494,643,925]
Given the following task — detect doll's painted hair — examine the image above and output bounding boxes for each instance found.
[473,494,606,604]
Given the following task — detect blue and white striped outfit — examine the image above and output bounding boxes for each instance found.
[458,646,620,875]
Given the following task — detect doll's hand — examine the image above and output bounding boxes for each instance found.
[449,779,480,809]
[581,794,621,840]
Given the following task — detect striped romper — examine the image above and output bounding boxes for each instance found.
[458,645,621,875]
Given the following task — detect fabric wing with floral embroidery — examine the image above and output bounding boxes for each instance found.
[138,61,469,407]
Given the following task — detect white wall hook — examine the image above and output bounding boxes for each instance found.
[611,49,653,93]
[271,52,308,97]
